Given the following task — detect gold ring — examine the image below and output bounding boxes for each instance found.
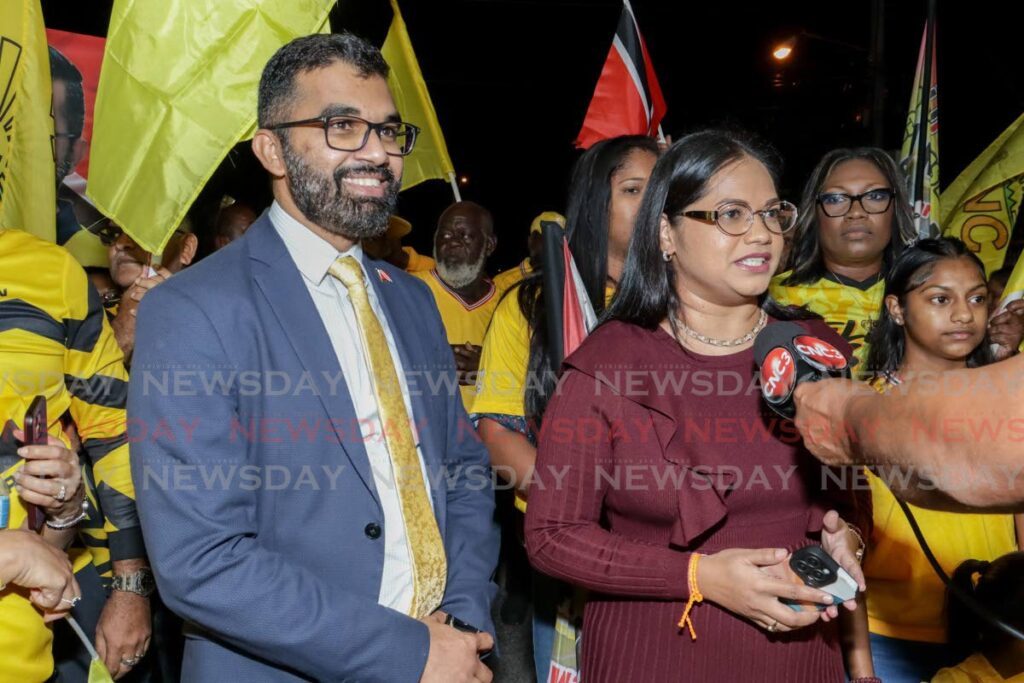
[767,619,778,633]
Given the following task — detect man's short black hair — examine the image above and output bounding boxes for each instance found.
[49,47,85,137]
[257,32,389,129]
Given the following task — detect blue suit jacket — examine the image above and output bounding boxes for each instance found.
[128,214,498,682]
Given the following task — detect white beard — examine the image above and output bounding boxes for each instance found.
[435,248,486,289]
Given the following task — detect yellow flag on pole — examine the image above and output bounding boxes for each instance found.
[941,112,1024,276]
[88,0,334,255]
[899,9,940,238]
[0,0,55,241]
[382,0,455,192]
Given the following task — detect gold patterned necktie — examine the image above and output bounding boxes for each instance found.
[328,255,447,618]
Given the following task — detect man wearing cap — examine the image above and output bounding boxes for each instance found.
[414,202,499,411]
[493,211,562,297]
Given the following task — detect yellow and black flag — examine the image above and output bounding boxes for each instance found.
[0,0,55,241]
[899,0,940,238]
[942,112,1024,276]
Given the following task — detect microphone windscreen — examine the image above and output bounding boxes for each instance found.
[753,321,805,367]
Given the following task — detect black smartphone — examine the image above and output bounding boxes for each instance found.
[445,614,492,660]
[782,545,858,612]
[22,396,47,533]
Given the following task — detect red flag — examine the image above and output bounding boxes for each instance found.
[575,0,667,149]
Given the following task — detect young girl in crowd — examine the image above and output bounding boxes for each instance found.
[474,134,660,681]
[771,148,1024,373]
[525,130,876,682]
[863,237,1024,682]
[932,553,1024,682]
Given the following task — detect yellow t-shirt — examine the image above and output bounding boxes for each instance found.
[493,259,532,299]
[769,270,884,375]
[864,377,1019,643]
[932,653,1024,682]
[402,246,435,273]
[472,289,531,419]
[412,269,499,412]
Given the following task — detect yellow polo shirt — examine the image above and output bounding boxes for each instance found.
[769,270,884,375]
[413,269,499,412]
[864,377,1019,643]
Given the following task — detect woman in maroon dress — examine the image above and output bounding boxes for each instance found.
[525,130,877,682]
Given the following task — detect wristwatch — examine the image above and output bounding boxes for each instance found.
[111,568,156,598]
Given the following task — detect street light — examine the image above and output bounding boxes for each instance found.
[767,14,886,147]
[772,39,795,61]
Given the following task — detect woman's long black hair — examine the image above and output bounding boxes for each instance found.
[605,129,814,332]
[948,553,1024,657]
[784,147,917,286]
[864,237,995,375]
[517,135,660,425]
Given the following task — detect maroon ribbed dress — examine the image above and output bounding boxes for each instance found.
[525,319,870,683]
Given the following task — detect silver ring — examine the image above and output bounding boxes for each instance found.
[767,620,778,633]
[120,657,140,667]
[60,596,81,607]
[55,485,67,503]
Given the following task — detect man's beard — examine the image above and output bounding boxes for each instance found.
[282,142,399,241]
[434,245,487,289]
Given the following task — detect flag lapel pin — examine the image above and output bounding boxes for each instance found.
[376,268,393,283]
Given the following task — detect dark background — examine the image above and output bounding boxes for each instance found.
[41,0,1024,272]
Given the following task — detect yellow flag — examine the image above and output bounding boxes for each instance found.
[941,112,1024,276]
[88,0,334,255]
[0,0,56,241]
[382,0,455,191]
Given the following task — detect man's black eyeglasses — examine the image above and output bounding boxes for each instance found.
[268,115,419,157]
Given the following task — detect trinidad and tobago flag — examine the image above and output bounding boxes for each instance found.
[575,0,667,149]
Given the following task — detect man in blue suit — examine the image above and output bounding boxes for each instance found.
[128,33,498,682]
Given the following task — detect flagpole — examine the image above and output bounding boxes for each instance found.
[447,171,462,202]
[913,0,936,236]
[657,125,667,145]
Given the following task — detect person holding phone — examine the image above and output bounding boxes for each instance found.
[1,226,150,680]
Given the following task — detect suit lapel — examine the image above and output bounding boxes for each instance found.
[247,217,380,506]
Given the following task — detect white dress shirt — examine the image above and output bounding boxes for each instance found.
[270,201,434,615]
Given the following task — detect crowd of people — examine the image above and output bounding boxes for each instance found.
[2,29,1024,683]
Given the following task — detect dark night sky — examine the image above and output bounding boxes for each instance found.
[41,0,1024,271]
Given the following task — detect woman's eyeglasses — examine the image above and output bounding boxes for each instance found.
[682,200,798,236]
[817,188,894,217]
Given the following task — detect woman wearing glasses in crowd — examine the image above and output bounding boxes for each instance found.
[770,148,1024,374]
[474,134,659,681]
[524,130,877,682]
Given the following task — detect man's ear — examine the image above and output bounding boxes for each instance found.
[485,233,497,257]
[252,129,287,178]
[179,233,199,268]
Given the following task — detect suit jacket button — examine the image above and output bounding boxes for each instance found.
[364,523,382,540]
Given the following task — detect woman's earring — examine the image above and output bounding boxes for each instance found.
[894,317,904,325]
[662,250,673,262]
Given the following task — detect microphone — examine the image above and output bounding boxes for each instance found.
[753,321,851,419]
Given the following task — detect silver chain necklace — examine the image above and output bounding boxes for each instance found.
[673,309,768,348]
